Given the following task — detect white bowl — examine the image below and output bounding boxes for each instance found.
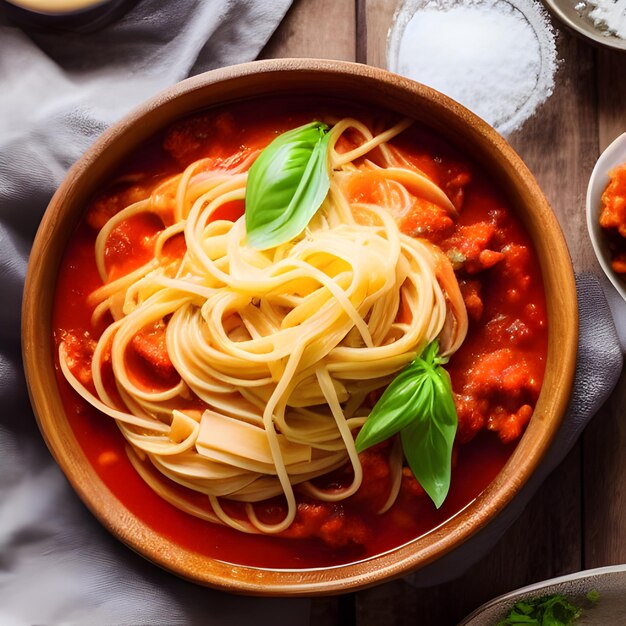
[586,132,626,303]
[459,564,626,625]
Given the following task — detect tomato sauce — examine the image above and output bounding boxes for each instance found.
[52,99,548,568]
[599,162,626,275]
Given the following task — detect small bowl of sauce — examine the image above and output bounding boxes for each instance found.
[586,132,626,302]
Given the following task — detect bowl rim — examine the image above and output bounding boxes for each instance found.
[458,563,626,625]
[541,0,626,52]
[21,58,579,596]
[586,132,626,303]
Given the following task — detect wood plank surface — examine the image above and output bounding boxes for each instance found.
[597,49,626,151]
[260,1,626,623]
[583,45,626,573]
[358,0,398,66]
[260,0,356,61]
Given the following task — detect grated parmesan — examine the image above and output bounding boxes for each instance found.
[586,0,626,39]
[388,0,558,137]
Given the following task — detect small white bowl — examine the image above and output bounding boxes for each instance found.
[459,564,626,625]
[586,132,626,303]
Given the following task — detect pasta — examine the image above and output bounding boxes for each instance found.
[58,117,468,535]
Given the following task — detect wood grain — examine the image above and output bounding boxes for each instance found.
[360,0,400,67]
[583,44,626,573]
[259,0,356,61]
[584,379,626,569]
[596,48,626,151]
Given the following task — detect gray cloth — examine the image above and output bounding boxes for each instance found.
[603,275,626,351]
[0,2,311,625]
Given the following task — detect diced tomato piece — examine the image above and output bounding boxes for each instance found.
[478,249,505,269]
[465,348,541,405]
[319,512,369,548]
[487,404,533,443]
[599,163,626,236]
[87,184,150,231]
[441,221,504,273]
[59,329,96,386]
[400,198,456,244]
[164,112,237,165]
[281,501,371,548]
[459,279,483,321]
[494,243,532,291]
[483,314,535,347]
[130,321,178,383]
[455,393,488,442]
[612,252,626,274]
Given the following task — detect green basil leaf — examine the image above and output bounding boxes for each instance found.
[513,602,536,616]
[400,365,457,509]
[421,339,440,365]
[245,121,330,250]
[355,339,458,509]
[499,617,539,625]
[354,364,431,452]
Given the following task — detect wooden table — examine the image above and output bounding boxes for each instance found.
[261,2,626,624]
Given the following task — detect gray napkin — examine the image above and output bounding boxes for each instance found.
[0,2,312,625]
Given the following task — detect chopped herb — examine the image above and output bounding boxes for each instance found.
[496,592,597,626]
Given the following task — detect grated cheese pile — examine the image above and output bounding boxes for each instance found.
[586,0,626,39]
[388,0,558,137]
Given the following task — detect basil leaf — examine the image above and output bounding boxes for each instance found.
[401,364,457,509]
[354,364,431,451]
[245,121,331,250]
[355,339,458,509]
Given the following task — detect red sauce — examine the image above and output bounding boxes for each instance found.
[599,162,626,275]
[52,99,548,569]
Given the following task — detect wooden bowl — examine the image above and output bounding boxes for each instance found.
[22,59,578,596]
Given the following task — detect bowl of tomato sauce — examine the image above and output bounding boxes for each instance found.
[587,132,626,303]
[22,59,578,595]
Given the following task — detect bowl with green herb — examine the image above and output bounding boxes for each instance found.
[458,564,626,626]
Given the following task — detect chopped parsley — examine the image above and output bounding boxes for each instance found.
[496,591,599,626]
